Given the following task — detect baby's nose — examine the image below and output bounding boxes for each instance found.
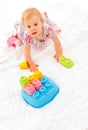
[31,26,36,31]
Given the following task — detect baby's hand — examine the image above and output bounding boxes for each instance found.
[53,53,62,61]
[29,63,39,72]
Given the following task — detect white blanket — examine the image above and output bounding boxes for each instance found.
[0,2,88,130]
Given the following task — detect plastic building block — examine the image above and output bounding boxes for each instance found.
[32,79,42,90]
[19,61,29,69]
[19,76,29,87]
[20,74,60,108]
[28,70,43,83]
[23,83,36,95]
[19,75,42,95]
[59,55,74,68]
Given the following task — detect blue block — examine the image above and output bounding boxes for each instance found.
[21,76,60,108]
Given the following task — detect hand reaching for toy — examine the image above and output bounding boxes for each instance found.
[53,53,62,61]
[29,63,39,72]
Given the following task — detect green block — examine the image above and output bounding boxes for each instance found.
[19,76,29,87]
[59,55,74,68]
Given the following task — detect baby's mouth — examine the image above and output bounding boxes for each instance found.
[32,32,37,35]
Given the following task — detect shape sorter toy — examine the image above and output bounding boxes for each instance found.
[19,70,60,108]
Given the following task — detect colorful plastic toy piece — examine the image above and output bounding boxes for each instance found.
[19,70,60,108]
[59,55,74,68]
[19,76,42,95]
[19,76,29,87]
[21,76,59,108]
[19,61,29,69]
[32,79,42,90]
[23,83,36,95]
[28,70,43,83]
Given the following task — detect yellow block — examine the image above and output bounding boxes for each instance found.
[19,61,29,69]
[28,70,43,82]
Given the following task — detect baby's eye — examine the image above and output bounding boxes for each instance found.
[27,25,31,28]
[34,23,38,26]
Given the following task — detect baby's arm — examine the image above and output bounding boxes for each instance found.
[23,44,39,71]
[52,34,63,60]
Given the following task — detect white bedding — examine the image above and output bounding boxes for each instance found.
[0,1,88,130]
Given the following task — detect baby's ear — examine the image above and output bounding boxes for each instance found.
[22,23,26,30]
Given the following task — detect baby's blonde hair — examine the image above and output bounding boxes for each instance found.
[22,7,44,25]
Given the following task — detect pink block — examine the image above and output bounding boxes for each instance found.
[32,79,42,90]
[23,83,36,95]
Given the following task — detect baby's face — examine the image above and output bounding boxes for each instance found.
[24,15,43,38]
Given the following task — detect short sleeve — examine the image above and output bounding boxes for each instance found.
[14,21,33,45]
[23,33,32,45]
[44,24,55,39]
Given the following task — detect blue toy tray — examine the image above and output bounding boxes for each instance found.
[21,76,60,108]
